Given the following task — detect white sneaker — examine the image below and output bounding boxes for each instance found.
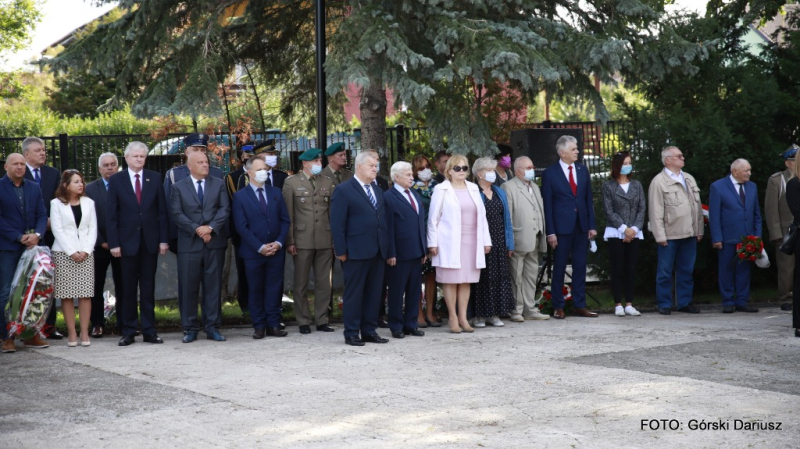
[509,314,525,322]
[523,309,551,321]
[615,305,625,317]
[625,306,641,316]
[472,317,486,327]
[486,316,504,327]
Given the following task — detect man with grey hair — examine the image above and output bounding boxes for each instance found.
[330,151,390,345]
[502,156,549,321]
[708,158,761,313]
[648,145,704,315]
[85,152,124,338]
[107,142,169,346]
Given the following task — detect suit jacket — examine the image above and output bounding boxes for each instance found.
[601,179,646,231]
[427,180,492,269]
[24,165,59,215]
[164,164,224,240]
[85,178,110,249]
[232,184,290,259]
[765,169,793,240]
[542,162,596,235]
[107,169,169,256]
[375,175,390,191]
[501,177,546,253]
[330,176,389,260]
[385,187,426,261]
[709,177,762,244]
[282,171,334,249]
[50,196,98,255]
[0,176,47,251]
[169,176,230,252]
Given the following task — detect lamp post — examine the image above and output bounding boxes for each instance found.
[315,0,326,149]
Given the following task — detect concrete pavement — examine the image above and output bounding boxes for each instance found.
[1,306,798,448]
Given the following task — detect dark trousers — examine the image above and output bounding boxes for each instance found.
[119,248,159,337]
[0,248,25,340]
[245,251,285,329]
[717,242,752,306]
[552,225,588,309]
[91,247,124,329]
[793,236,800,328]
[607,238,640,304]
[178,248,224,333]
[387,258,422,332]
[234,245,249,312]
[341,255,384,339]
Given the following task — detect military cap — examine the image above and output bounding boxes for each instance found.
[325,142,345,156]
[240,144,255,153]
[253,139,277,155]
[299,148,323,161]
[183,133,209,148]
[782,144,799,160]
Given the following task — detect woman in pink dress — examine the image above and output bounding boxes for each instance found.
[427,154,492,333]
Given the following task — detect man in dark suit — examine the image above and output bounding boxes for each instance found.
[170,152,230,342]
[330,151,390,346]
[21,137,63,339]
[253,140,288,189]
[385,161,426,339]
[709,158,762,313]
[107,141,169,346]
[542,135,598,319]
[85,152,125,338]
[225,143,254,314]
[232,156,291,339]
[0,153,49,353]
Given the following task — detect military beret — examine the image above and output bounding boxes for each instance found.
[782,144,798,160]
[325,142,345,156]
[183,133,208,148]
[253,139,277,155]
[299,148,323,161]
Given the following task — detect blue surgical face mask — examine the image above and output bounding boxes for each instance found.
[310,164,323,175]
[524,169,536,181]
[621,165,633,175]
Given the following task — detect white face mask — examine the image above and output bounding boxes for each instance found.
[417,168,432,181]
[524,169,536,181]
[310,164,323,175]
[483,171,497,183]
[254,169,269,184]
[264,155,278,167]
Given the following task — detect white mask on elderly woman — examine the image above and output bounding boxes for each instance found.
[483,171,497,183]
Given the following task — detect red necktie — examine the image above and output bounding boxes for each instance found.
[135,174,142,204]
[568,166,577,196]
[405,189,417,213]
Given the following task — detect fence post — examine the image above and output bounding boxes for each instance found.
[58,133,69,171]
[395,124,406,163]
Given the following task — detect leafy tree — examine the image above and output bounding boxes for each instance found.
[0,0,40,56]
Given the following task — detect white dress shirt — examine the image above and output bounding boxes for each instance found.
[558,160,577,187]
[354,174,377,199]
[128,168,144,191]
[190,175,205,196]
[729,174,745,196]
[664,167,687,189]
[394,183,419,213]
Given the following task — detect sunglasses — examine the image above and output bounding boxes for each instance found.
[452,165,469,172]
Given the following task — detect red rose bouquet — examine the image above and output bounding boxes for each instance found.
[735,235,769,268]
[5,246,55,340]
[537,285,573,316]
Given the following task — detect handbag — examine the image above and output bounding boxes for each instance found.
[780,222,798,255]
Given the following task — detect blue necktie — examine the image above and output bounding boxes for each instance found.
[257,187,268,216]
[365,184,377,209]
[197,180,204,204]
[33,168,41,184]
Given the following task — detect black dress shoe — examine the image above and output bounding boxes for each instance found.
[279,322,286,330]
[206,331,226,341]
[795,328,800,338]
[735,305,759,313]
[253,328,266,339]
[677,305,700,314]
[316,324,335,332]
[391,330,405,339]
[266,327,288,337]
[658,308,671,315]
[404,328,425,336]
[142,334,164,344]
[781,303,793,311]
[345,336,365,346]
[377,318,389,328]
[362,333,389,343]
[182,331,198,343]
[299,325,311,334]
[47,330,64,340]
[722,305,735,313]
[118,335,135,346]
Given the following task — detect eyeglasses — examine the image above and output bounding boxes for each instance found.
[452,166,469,172]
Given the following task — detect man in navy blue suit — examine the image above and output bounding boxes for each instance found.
[385,161,427,339]
[107,142,169,346]
[709,159,762,313]
[0,153,49,353]
[330,151,390,346]
[542,135,598,319]
[232,156,291,339]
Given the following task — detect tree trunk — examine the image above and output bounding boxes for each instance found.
[359,83,387,166]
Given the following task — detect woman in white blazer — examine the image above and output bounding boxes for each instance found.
[51,170,97,347]
[427,154,492,333]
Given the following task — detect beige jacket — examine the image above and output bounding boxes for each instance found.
[647,170,704,242]
[501,176,547,253]
[764,169,793,241]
